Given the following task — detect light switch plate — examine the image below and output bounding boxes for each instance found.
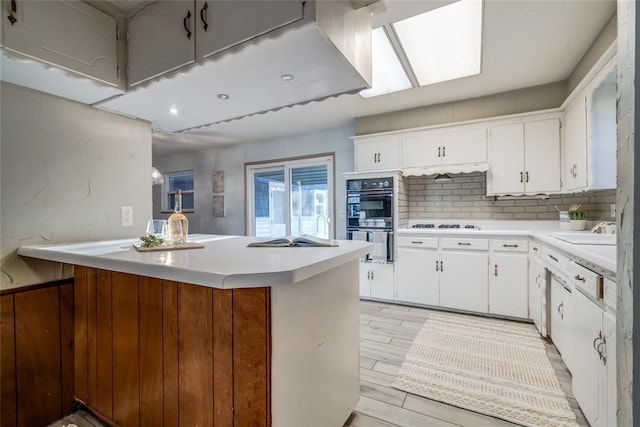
[610,204,616,218]
[121,206,133,226]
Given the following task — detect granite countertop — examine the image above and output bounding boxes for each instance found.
[397,221,616,275]
[17,234,372,289]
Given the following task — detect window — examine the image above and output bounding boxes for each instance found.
[164,171,194,212]
[246,155,334,239]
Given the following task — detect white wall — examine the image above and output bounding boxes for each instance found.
[153,124,355,239]
[1,83,153,290]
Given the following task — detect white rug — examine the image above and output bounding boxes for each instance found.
[391,313,579,427]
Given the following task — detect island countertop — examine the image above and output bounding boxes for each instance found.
[17,234,372,289]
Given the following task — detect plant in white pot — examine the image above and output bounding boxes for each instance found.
[568,204,587,230]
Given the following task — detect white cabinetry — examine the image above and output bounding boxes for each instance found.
[439,238,489,313]
[550,278,574,371]
[3,0,118,86]
[528,242,545,334]
[195,0,303,60]
[360,260,394,300]
[489,239,529,318]
[572,289,615,427]
[396,238,439,305]
[354,137,401,172]
[401,127,486,168]
[127,1,196,86]
[487,118,561,195]
[564,95,588,191]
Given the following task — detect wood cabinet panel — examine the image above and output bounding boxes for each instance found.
[234,287,271,427]
[74,266,89,404]
[112,273,140,427]
[15,286,62,426]
[95,270,113,418]
[178,282,214,427]
[1,294,16,427]
[59,283,75,416]
[162,280,179,426]
[139,277,164,426]
[86,269,97,407]
[213,288,234,425]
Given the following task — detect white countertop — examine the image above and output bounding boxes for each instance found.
[17,234,372,289]
[398,221,617,275]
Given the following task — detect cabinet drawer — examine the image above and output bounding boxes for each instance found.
[397,236,438,249]
[603,277,616,310]
[440,238,488,251]
[541,245,570,273]
[491,239,529,253]
[569,262,603,300]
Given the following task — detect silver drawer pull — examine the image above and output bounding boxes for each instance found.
[533,247,539,251]
[574,275,586,282]
[548,254,559,262]
[411,240,423,244]
[502,244,519,248]
[457,242,471,246]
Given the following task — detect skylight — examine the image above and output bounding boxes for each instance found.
[393,0,483,86]
[359,27,412,99]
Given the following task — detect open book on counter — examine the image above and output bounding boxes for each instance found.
[247,234,339,248]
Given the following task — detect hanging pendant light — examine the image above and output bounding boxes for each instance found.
[151,167,164,185]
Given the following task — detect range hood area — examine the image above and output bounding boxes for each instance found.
[0,0,374,132]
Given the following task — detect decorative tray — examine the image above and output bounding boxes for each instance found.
[133,242,205,252]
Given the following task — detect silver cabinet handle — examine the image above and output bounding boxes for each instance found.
[183,9,192,40]
[548,254,559,263]
[520,171,524,183]
[557,302,564,320]
[440,261,443,272]
[435,260,439,272]
[411,240,423,244]
[7,0,17,25]
[442,146,446,157]
[494,264,498,277]
[457,242,471,246]
[438,147,441,157]
[525,171,529,183]
[574,274,586,282]
[502,244,519,248]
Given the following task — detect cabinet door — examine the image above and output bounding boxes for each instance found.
[524,119,561,193]
[550,279,574,370]
[602,312,616,427]
[401,132,442,168]
[370,262,394,300]
[3,0,118,86]
[528,254,542,332]
[196,0,304,60]
[128,1,195,86]
[439,251,488,313]
[396,248,439,305]
[376,139,401,170]
[487,124,524,195]
[572,290,603,427]
[355,140,379,172]
[359,260,371,297]
[564,96,588,191]
[441,128,487,165]
[489,253,528,318]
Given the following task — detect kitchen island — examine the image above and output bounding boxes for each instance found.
[18,234,371,427]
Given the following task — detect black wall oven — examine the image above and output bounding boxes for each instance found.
[346,177,394,262]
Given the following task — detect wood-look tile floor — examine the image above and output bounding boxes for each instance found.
[344,300,589,427]
[48,300,588,427]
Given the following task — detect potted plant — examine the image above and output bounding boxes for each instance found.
[568,204,587,230]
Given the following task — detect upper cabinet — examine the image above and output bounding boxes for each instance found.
[563,58,617,193]
[128,0,305,86]
[127,1,196,87]
[402,127,486,169]
[354,136,401,172]
[195,0,304,60]
[487,118,561,196]
[2,0,119,86]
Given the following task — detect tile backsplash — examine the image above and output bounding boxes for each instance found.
[405,173,615,221]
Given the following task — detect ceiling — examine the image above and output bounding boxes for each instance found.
[113,0,616,157]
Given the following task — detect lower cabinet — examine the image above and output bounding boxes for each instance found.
[528,244,544,334]
[550,278,574,371]
[360,260,394,300]
[572,289,616,427]
[489,252,528,318]
[396,239,439,305]
[439,251,489,313]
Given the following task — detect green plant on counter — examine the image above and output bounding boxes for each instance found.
[139,234,165,248]
[568,204,587,220]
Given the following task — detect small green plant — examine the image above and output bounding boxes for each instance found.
[568,204,587,220]
[139,234,165,248]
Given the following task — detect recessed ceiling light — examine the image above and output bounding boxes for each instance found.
[217,93,230,100]
[281,74,295,82]
[168,106,179,115]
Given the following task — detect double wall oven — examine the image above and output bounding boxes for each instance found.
[346,177,394,262]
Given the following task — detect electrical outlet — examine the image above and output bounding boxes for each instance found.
[610,204,616,218]
[339,210,346,218]
[121,206,133,226]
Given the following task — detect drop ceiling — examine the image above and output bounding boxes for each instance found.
[149,0,615,156]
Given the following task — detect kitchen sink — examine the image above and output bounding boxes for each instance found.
[550,232,616,246]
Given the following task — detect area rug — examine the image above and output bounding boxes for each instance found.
[391,313,579,427]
